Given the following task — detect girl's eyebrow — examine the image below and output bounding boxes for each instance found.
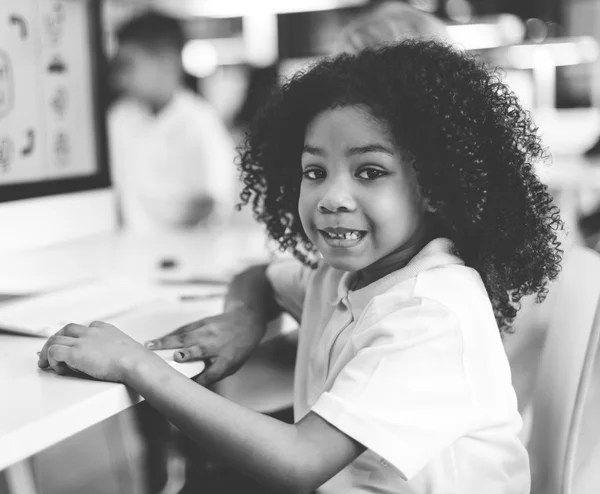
[346,144,395,156]
[302,145,323,156]
[302,144,395,156]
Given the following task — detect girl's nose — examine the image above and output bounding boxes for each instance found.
[317,181,357,213]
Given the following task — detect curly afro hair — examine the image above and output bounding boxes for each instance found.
[238,39,563,333]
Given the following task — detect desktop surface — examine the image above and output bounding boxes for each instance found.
[0,224,271,470]
[0,297,221,471]
[0,223,270,294]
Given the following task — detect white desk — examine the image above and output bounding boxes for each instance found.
[0,225,273,295]
[0,299,231,472]
[0,226,275,493]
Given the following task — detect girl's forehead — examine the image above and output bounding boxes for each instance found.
[304,105,394,143]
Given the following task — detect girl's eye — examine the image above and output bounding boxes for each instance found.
[357,168,386,180]
[302,168,325,180]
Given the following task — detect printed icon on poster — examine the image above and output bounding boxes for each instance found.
[51,86,68,117]
[0,137,14,173]
[46,2,67,45]
[55,131,70,167]
[0,51,13,119]
[48,55,67,74]
[21,129,35,157]
[8,15,28,40]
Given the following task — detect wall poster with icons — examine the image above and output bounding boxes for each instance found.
[0,0,98,186]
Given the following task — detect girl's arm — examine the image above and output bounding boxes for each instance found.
[126,350,365,494]
[223,263,282,319]
[38,264,364,493]
[38,320,364,494]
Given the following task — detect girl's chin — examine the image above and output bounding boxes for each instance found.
[320,254,368,273]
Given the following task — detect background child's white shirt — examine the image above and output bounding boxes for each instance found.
[266,238,530,494]
[108,89,237,232]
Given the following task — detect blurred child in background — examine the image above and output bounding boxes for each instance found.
[109,11,237,232]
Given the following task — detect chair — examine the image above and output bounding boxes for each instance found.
[526,246,600,494]
[213,314,298,415]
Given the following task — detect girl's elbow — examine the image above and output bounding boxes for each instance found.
[282,463,324,494]
[263,460,320,494]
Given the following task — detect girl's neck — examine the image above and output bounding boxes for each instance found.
[147,94,173,115]
[353,224,434,291]
[142,87,178,116]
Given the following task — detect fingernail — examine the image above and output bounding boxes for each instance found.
[176,351,185,360]
[145,341,155,349]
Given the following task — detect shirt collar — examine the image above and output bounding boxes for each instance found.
[152,89,187,122]
[331,237,463,312]
[121,89,187,122]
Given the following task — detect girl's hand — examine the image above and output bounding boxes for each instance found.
[145,306,265,386]
[37,321,150,383]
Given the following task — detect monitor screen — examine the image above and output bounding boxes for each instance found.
[0,0,109,203]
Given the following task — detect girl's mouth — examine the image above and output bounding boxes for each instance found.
[318,229,367,247]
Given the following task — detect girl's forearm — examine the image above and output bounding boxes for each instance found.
[224,264,282,322]
[125,352,308,493]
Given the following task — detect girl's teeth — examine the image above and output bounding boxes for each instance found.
[327,231,360,240]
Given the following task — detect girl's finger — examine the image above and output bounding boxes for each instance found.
[174,343,217,362]
[144,322,201,349]
[38,336,77,369]
[58,323,88,338]
[146,332,187,350]
[89,320,113,329]
[47,344,75,374]
[194,357,228,386]
[147,324,211,350]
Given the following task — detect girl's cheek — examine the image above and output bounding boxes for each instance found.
[297,202,312,234]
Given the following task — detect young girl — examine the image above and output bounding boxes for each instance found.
[39,40,562,494]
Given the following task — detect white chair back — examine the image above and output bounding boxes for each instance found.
[527,246,600,494]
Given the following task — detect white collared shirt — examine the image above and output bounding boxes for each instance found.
[267,238,530,494]
[108,89,237,232]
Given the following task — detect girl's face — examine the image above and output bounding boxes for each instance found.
[299,105,429,274]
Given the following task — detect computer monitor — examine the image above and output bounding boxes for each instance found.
[0,0,116,254]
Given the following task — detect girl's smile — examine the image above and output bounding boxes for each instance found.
[299,105,431,283]
[317,227,367,247]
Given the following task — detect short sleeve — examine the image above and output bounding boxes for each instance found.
[311,297,473,481]
[266,257,313,322]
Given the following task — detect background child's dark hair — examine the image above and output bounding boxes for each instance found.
[116,11,185,54]
[238,40,563,333]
